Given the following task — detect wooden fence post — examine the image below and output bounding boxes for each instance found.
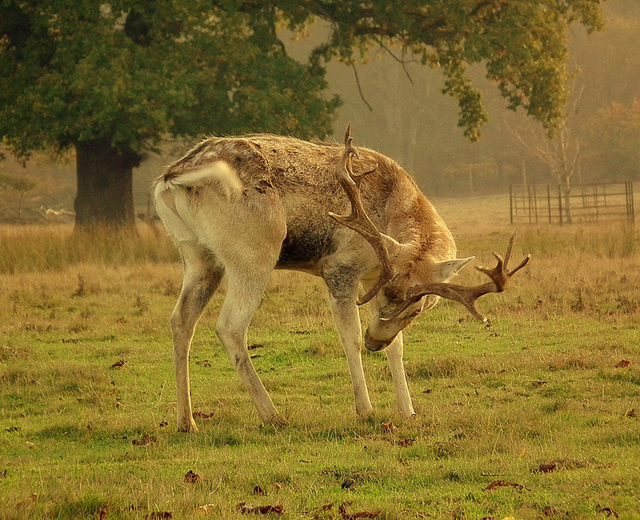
[558,185,563,226]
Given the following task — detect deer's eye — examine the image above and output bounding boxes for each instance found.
[384,287,403,305]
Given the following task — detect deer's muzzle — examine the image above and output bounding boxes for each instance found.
[364,330,394,352]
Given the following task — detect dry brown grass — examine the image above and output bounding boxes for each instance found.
[0,222,178,274]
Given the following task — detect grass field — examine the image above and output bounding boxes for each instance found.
[1,193,639,519]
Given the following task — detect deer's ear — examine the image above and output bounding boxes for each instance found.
[436,257,475,280]
[382,235,421,272]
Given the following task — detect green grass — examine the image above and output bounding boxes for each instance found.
[1,198,640,519]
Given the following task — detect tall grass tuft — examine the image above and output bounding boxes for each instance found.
[0,223,179,274]
[516,223,639,259]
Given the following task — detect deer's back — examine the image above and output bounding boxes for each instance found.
[163,134,445,269]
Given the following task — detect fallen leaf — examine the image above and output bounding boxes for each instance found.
[615,360,630,368]
[25,441,36,449]
[193,411,214,419]
[536,458,613,473]
[381,421,397,433]
[543,505,563,517]
[145,513,173,520]
[339,503,381,519]
[596,505,620,518]
[248,344,264,350]
[195,504,216,517]
[16,494,38,509]
[252,485,266,496]
[341,478,356,490]
[537,462,558,473]
[132,435,157,446]
[396,437,415,447]
[307,503,334,518]
[484,480,524,491]
[110,359,127,369]
[184,470,202,484]
[625,409,637,418]
[238,502,283,515]
[98,505,108,519]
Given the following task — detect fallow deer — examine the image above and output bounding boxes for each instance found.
[154,125,529,431]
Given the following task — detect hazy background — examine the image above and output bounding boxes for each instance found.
[1,0,638,221]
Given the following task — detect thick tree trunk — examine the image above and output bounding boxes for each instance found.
[74,140,140,230]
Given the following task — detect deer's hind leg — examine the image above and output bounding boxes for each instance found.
[215,266,283,423]
[171,242,224,432]
[206,192,287,423]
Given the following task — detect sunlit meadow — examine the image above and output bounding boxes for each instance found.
[1,194,639,519]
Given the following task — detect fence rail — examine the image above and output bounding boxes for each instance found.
[510,182,635,225]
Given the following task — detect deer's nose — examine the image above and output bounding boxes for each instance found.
[364,330,392,352]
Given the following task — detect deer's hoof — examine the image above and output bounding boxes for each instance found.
[177,418,198,433]
[264,413,288,428]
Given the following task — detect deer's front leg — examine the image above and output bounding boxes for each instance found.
[384,332,415,417]
[325,272,373,418]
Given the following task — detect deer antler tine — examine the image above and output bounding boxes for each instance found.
[511,254,531,274]
[344,123,359,158]
[402,232,530,321]
[504,231,515,263]
[466,301,488,323]
[329,124,393,305]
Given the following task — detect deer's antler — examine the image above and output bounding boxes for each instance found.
[329,124,393,305]
[389,233,531,322]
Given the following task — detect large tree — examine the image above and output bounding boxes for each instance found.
[0,0,604,229]
[0,1,339,228]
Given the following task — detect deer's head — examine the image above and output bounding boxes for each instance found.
[329,125,530,352]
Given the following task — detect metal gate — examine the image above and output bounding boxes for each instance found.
[510,182,635,225]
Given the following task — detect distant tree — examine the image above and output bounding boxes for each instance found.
[0,1,339,229]
[0,1,605,229]
[571,0,640,110]
[586,100,640,182]
[511,85,584,224]
[0,172,36,220]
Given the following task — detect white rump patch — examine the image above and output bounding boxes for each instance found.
[154,160,244,244]
[166,161,243,201]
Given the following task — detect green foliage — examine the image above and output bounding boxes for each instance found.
[586,100,640,181]
[0,0,340,159]
[0,0,605,159]
[294,0,605,139]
